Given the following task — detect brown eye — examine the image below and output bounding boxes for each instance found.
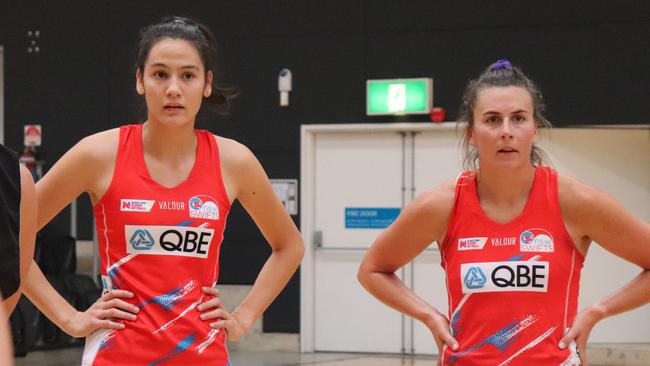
[153,71,167,79]
[183,73,195,80]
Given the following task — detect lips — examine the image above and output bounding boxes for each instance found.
[498,147,518,153]
[164,103,184,110]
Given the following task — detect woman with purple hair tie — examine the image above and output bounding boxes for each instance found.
[359,59,650,365]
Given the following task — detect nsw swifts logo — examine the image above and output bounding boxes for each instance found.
[188,195,219,220]
[121,199,155,212]
[520,228,554,253]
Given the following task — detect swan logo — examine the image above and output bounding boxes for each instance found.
[188,195,219,221]
[520,228,554,253]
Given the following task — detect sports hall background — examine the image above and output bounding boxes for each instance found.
[0,1,648,334]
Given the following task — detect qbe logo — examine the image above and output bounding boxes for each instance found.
[460,261,549,294]
[121,199,155,212]
[463,267,487,289]
[125,225,214,258]
[458,237,487,251]
[189,195,219,221]
[520,228,554,253]
[130,229,155,250]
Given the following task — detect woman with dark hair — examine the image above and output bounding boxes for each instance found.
[0,144,36,316]
[22,16,304,365]
[0,144,36,366]
[358,60,650,365]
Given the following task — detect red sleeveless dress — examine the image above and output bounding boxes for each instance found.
[440,167,583,365]
[82,124,231,365]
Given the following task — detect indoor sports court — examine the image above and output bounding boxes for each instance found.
[1,2,649,366]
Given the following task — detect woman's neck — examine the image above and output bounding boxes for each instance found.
[476,164,537,208]
[141,119,197,161]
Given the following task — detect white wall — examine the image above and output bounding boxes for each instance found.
[542,127,650,342]
[301,123,650,353]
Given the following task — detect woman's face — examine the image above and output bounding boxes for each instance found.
[136,38,212,127]
[469,86,538,170]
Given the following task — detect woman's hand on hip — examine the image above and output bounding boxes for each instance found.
[63,289,138,337]
[198,286,247,342]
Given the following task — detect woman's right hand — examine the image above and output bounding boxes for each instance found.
[424,309,459,364]
[62,290,139,337]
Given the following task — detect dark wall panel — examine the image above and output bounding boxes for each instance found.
[2,1,649,335]
[365,21,650,125]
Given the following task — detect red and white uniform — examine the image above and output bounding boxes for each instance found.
[440,167,584,365]
[83,124,231,365]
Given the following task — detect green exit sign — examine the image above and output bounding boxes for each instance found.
[367,78,433,116]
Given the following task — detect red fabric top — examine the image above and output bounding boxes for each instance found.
[84,124,231,365]
[440,167,584,365]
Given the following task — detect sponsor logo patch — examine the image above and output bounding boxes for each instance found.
[520,228,554,253]
[460,261,549,293]
[458,237,488,251]
[121,199,155,212]
[125,225,214,258]
[189,195,219,221]
[129,229,155,250]
[463,267,487,289]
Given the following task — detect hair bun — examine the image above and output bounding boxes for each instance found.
[489,59,513,71]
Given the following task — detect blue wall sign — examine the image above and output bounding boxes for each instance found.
[345,207,401,229]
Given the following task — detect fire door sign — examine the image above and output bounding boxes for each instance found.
[345,207,401,229]
[24,124,42,146]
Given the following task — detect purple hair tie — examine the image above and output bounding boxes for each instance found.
[489,59,513,71]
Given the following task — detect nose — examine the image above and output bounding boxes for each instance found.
[165,76,182,97]
[500,119,514,139]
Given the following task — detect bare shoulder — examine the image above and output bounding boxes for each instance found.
[74,128,120,164]
[214,135,257,169]
[557,173,626,240]
[408,177,456,223]
[557,174,606,216]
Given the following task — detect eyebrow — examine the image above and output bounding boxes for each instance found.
[482,111,501,116]
[482,109,529,116]
[149,63,201,70]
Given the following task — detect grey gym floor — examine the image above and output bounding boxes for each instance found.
[14,349,434,366]
[13,347,638,365]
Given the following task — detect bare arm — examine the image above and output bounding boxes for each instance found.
[1,166,36,315]
[23,131,137,337]
[0,304,14,366]
[200,139,304,339]
[559,176,650,355]
[358,180,458,352]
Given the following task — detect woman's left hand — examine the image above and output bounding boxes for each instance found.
[558,304,606,366]
[197,287,247,341]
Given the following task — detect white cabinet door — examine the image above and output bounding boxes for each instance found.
[313,131,405,352]
[411,129,463,355]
